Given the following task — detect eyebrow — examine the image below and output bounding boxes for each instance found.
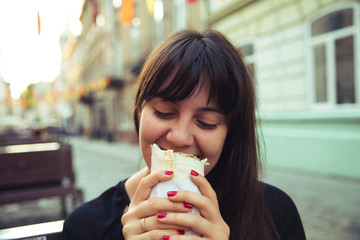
[155,98,225,115]
[199,107,224,115]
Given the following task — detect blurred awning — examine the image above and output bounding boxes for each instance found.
[108,77,124,89]
[131,58,146,76]
[80,93,94,105]
[77,76,124,104]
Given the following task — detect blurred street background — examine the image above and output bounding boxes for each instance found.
[1,137,359,240]
[0,0,360,239]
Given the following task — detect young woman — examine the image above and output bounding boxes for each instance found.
[62,29,306,240]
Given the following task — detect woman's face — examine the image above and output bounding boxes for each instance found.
[138,80,228,175]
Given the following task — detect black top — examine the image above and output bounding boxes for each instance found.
[62,180,306,240]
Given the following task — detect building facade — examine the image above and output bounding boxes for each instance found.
[59,0,359,179]
[0,78,11,130]
[59,0,203,142]
[207,0,360,179]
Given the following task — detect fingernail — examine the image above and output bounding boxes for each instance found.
[167,191,177,197]
[183,202,193,209]
[190,170,199,176]
[165,171,174,175]
[163,235,170,240]
[157,212,167,218]
[177,230,185,235]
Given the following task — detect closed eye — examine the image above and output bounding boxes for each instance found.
[154,110,175,119]
[196,120,218,130]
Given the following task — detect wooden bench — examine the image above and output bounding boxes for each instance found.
[0,220,63,240]
[0,142,83,218]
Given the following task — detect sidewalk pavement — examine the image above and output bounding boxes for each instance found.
[264,168,360,240]
[1,137,359,240]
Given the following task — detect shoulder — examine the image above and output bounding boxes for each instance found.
[62,179,129,239]
[262,183,296,212]
[261,182,307,240]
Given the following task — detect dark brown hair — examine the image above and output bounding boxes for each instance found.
[133,29,279,239]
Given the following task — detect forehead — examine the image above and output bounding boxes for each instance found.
[154,69,214,102]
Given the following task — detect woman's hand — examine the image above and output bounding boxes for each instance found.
[156,170,230,239]
[121,170,193,239]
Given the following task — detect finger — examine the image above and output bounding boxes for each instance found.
[166,190,218,221]
[156,212,208,237]
[134,197,193,218]
[132,170,174,205]
[140,229,187,240]
[157,212,229,239]
[122,213,187,238]
[167,171,220,221]
[190,170,218,205]
[168,234,202,240]
[141,214,189,232]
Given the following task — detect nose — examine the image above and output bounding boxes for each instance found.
[166,119,194,147]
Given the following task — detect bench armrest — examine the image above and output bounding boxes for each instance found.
[0,220,63,240]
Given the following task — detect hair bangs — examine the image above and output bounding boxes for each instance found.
[202,39,240,117]
[152,39,209,102]
[155,37,240,118]
[136,29,244,128]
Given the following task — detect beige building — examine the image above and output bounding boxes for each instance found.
[207,0,360,179]
[0,49,10,124]
[59,0,359,179]
[59,0,203,142]
[0,78,10,129]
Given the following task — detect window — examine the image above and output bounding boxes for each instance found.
[308,4,359,107]
[311,8,353,36]
[335,36,355,104]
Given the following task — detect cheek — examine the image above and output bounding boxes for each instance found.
[203,145,223,175]
[138,116,152,168]
[202,126,227,175]
[138,111,166,168]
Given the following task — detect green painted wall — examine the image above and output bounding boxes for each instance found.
[260,113,360,180]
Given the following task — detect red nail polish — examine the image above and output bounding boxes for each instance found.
[177,230,185,235]
[163,235,170,240]
[190,170,199,176]
[167,191,177,197]
[183,202,193,209]
[157,212,167,218]
[165,171,174,175]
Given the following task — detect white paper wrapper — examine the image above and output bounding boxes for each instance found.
[149,144,207,236]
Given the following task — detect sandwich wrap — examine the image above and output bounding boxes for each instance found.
[149,143,208,236]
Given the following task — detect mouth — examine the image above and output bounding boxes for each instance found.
[157,145,204,160]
